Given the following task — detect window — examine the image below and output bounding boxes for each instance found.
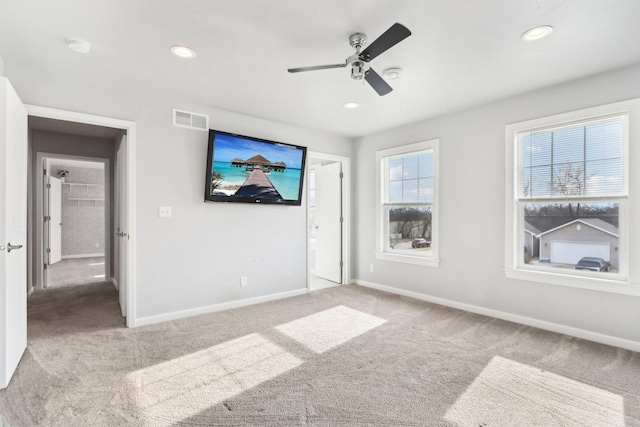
[505,99,640,294]
[376,139,439,266]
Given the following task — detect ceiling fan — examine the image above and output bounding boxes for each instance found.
[287,23,412,96]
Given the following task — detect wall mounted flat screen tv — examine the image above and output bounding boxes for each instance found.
[205,129,307,206]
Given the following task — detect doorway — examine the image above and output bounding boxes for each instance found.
[40,156,108,288]
[26,105,137,326]
[1,82,136,389]
[307,152,350,291]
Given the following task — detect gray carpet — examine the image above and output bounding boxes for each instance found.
[46,256,106,288]
[1,283,639,426]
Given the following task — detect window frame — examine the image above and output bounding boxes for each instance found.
[375,139,440,267]
[505,99,640,295]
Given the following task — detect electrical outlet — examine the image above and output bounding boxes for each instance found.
[370,264,374,273]
[159,206,172,218]
[240,277,248,287]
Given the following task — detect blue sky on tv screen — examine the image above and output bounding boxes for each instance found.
[212,133,303,169]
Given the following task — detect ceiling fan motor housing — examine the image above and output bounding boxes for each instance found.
[350,60,370,80]
[346,53,370,80]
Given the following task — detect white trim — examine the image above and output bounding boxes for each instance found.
[353,279,640,353]
[375,139,440,266]
[306,151,351,289]
[375,252,440,267]
[61,253,105,259]
[26,105,137,327]
[136,288,308,327]
[505,268,640,296]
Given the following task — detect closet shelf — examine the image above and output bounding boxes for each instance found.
[62,182,98,187]
[68,197,104,206]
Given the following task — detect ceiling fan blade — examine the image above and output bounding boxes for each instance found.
[365,68,393,96]
[288,63,346,73]
[360,23,411,62]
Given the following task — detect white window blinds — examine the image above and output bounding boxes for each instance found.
[517,115,627,199]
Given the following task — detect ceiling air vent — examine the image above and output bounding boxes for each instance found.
[173,109,209,131]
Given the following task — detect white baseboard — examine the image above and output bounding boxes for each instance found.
[110,277,118,290]
[352,278,640,353]
[62,253,105,259]
[135,288,309,327]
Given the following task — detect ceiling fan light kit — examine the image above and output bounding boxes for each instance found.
[287,23,412,96]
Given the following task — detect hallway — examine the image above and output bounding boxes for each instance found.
[46,256,106,288]
[27,281,124,339]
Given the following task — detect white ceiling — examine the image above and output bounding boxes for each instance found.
[2,0,640,138]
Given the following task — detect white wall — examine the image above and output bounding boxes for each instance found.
[6,63,352,322]
[353,63,640,345]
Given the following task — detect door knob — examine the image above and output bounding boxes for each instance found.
[7,243,23,252]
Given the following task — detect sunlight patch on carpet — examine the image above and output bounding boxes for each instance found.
[127,333,302,422]
[274,305,386,353]
[444,356,624,427]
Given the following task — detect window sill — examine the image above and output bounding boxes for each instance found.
[505,268,640,296]
[376,252,440,267]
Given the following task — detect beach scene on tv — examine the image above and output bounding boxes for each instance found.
[209,133,304,201]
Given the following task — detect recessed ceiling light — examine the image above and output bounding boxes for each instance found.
[382,68,403,80]
[521,25,553,41]
[343,102,360,109]
[170,45,196,59]
[66,38,91,54]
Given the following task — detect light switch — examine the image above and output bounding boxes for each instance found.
[159,206,172,218]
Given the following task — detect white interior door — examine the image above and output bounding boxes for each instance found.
[48,176,62,265]
[0,77,28,389]
[116,136,127,317]
[314,162,342,283]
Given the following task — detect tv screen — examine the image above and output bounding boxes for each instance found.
[204,129,307,206]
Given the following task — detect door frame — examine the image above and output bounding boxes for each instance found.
[36,153,110,289]
[26,105,137,327]
[306,151,351,289]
